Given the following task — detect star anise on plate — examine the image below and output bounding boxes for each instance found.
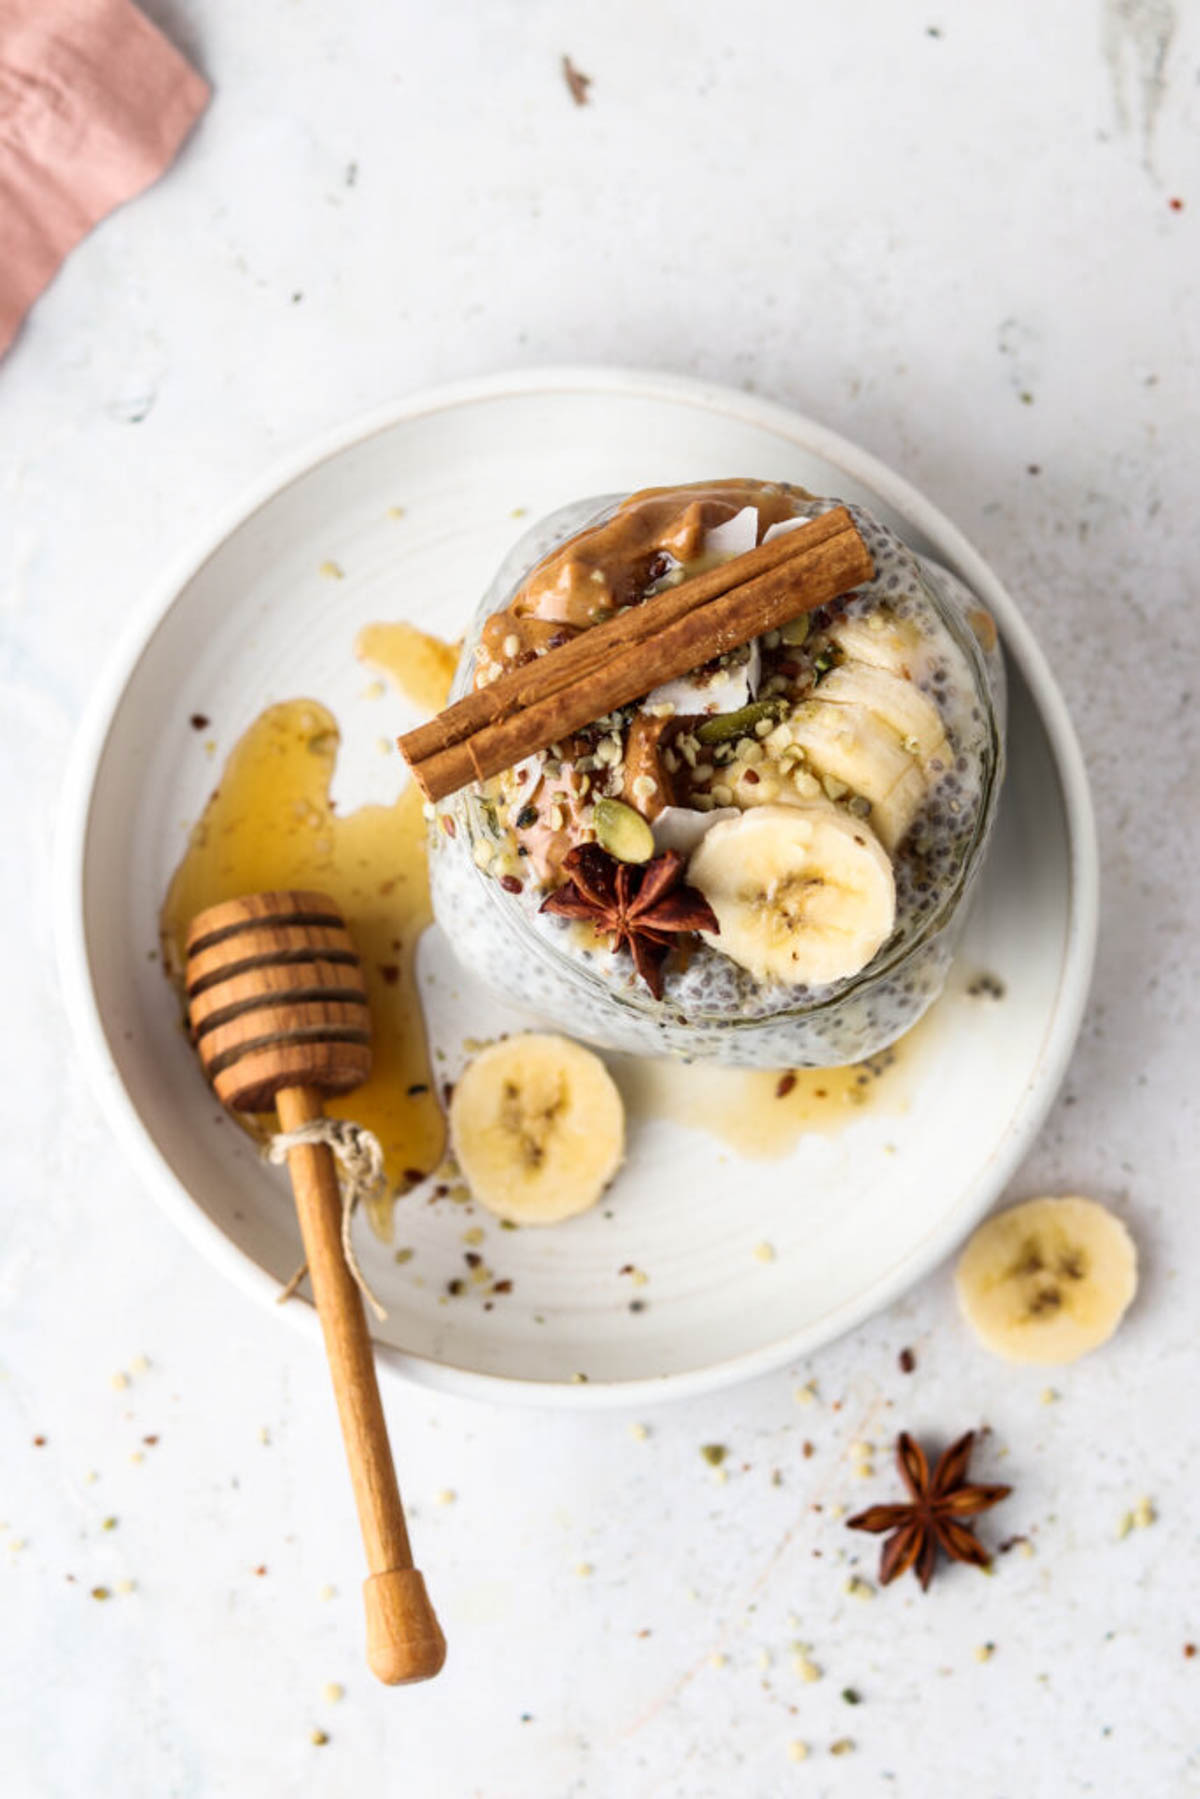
[539,843,718,1000]
[846,1431,1011,1591]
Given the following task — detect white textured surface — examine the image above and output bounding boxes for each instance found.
[1,2,1198,1794]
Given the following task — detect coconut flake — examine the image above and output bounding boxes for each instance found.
[762,515,809,544]
[643,640,760,718]
[652,805,740,858]
[507,754,544,809]
[704,506,759,559]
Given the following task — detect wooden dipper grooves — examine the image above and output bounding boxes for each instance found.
[398,507,875,803]
[184,888,446,1686]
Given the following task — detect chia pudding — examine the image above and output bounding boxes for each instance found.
[428,480,1005,1067]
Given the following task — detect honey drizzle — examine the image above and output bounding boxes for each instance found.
[161,625,459,1240]
[614,1016,929,1159]
[356,622,460,712]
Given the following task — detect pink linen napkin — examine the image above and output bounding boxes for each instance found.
[0,0,209,356]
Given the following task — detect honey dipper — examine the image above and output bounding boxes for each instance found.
[184,889,446,1686]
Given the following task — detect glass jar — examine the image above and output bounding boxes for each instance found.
[429,490,1005,1068]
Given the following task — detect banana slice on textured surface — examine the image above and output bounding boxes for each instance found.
[687,802,896,986]
[449,1034,624,1225]
[829,610,925,678]
[955,1196,1138,1364]
[818,661,948,766]
[785,699,926,852]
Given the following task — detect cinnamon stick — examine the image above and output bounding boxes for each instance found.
[400,507,873,803]
[400,508,859,769]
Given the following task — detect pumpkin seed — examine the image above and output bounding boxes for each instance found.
[593,798,655,863]
[695,699,789,744]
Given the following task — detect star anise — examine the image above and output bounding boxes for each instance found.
[846,1431,1011,1591]
[540,843,718,1000]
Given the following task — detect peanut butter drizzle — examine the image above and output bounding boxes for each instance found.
[480,479,808,667]
[161,627,459,1241]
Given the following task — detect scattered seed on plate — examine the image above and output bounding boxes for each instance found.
[318,561,343,580]
[786,1740,809,1763]
[630,1423,649,1442]
[575,1562,593,1578]
[436,1489,457,1507]
[310,1729,329,1746]
[110,1373,129,1391]
[700,1444,727,1467]
[844,1575,874,1600]
[708,1651,728,1670]
[975,1643,995,1663]
[753,1242,776,1263]
[322,1683,344,1705]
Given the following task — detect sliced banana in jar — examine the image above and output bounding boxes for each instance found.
[817,661,948,766]
[449,1033,625,1226]
[828,610,924,679]
[686,801,896,987]
[955,1196,1138,1365]
[785,699,926,852]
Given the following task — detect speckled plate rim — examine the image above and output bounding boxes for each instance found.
[55,365,1098,1409]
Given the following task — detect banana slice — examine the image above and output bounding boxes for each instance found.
[828,610,925,678]
[449,1034,624,1226]
[955,1196,1138,1364]
[687,802,896,986]
[785,699,926,852]
[817,661,948,766]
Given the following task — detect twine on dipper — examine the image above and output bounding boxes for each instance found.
[266,1119,389,1321]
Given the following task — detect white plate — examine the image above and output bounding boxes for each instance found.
[56,368,1097,1407]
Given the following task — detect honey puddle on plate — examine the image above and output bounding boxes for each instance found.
[160,626,460,1237]
[616,1022,923,1161]
[355,621,459,712]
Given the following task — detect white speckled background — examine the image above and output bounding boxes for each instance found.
[2,2,1198,1793]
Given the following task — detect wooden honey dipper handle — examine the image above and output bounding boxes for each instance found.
[185,891,446,1686]
[275,1085,445,1684]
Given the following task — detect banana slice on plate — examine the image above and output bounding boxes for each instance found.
[956,1196,1138,1364]
[449,1034,625,1226]
[817,661,948,767]
[687,801,896,987]
[829,610,925,678]
[785,699,926,852]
